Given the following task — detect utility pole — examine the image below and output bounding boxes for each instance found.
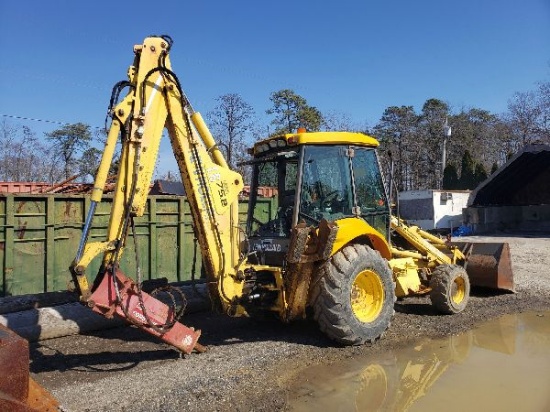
[442,118,452,188]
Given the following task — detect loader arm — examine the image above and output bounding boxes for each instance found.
[390,216,464,266]
[390,216,515,293]
[70,36,244,353]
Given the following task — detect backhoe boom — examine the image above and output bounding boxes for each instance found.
[70,36,243,353]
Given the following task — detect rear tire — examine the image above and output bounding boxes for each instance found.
[310,244,395,345]
[429,264,470,314]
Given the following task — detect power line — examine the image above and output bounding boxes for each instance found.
[1,114,103,129]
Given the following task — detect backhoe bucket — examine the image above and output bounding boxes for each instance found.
[452,242,515,293]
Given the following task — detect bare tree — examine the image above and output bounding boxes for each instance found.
[207,93,254,174]
[372,101,513,192]
[322,111,362,132]
[158,170,181,182]
[0,119,18,180]
[535,81,550,142]
[506,90,541,146]
[0,120,62,182]
[373,105,419,191]
[417,99,450,189]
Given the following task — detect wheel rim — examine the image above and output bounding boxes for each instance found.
[351,269,385,323]
[451,276,466,304]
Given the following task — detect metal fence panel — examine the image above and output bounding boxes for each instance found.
[0,194,276,297]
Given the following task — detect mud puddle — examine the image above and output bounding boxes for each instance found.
[288,311,550,412]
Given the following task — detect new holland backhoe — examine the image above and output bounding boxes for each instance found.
[68,35,514,354]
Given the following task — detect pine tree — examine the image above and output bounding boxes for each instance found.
[443,163,459,189]
[474,163,488,186]
[458,150,476,189]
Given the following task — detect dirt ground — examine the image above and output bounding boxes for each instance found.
[30,233,550,412]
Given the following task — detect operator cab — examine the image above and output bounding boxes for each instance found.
[245,131,390,266]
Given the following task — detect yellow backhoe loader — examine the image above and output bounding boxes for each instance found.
[66,35,514,354]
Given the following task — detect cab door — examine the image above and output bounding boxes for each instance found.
[351,147,390,240]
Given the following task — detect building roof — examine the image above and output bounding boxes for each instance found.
[149,180,186,196]
[469,144,550,206]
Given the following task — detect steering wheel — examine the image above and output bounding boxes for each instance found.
[320,190,340,207]
[298,211,320,224]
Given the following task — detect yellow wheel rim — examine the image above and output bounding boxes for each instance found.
[351,269,385,323]
[451,276,466,304]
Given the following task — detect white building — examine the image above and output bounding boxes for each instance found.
[397,190,471,232]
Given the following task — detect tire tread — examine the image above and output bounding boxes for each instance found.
[311,244,396,345]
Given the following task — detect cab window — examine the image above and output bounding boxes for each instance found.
[299,146,354,223]
[352,147,389,238]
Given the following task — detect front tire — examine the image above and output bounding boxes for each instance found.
[429,264,470,314]
[310,244,396,345]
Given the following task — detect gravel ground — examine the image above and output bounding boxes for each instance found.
[30,233,550,412]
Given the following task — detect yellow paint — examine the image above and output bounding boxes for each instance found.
[72,36,401,323]
[388,257,422,297]
[452,276,466,304]
[254,131,379,155]
[390,216,451,265]
[73,36,245,312]
[290,131,379,147]
[351,269,385,322]
[332,218,392,259]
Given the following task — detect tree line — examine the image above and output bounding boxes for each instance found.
[373,80,549,191]
[0,121,103,183]
[1,80,548,191]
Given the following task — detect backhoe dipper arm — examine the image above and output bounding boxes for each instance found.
[70,36,244,353]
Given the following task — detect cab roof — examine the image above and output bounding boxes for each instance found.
[253,131,379,156]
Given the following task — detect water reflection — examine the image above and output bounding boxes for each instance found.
[289,312,550,412]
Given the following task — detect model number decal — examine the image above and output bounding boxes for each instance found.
[254,242,282,252]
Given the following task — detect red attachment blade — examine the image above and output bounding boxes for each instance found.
[89,269,202,354]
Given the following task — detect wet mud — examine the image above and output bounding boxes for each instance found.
[288,311,550,412]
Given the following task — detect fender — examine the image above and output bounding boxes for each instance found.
[331,217,391,259]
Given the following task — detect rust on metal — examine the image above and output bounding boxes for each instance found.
[287,219,338,264]
[26,378,59,411]
[0,176,119,195]
[0,182,51,194]
[0,324,58,411]
[453,242,515,293]
[1,180,280,196]
[284,219,339,321]
[89,268,202,354]
[0,324,29,404]
[240,185,278,198]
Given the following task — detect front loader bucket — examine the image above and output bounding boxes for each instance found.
[452,242,515,293]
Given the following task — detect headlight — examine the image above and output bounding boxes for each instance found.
[257,143,269,152]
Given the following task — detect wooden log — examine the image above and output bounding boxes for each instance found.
[0,291,79,315]
[0,283,211,342]
[0,303,124,341]
[0,280,209,315]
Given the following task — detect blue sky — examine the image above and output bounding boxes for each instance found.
[1,0,549,177]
